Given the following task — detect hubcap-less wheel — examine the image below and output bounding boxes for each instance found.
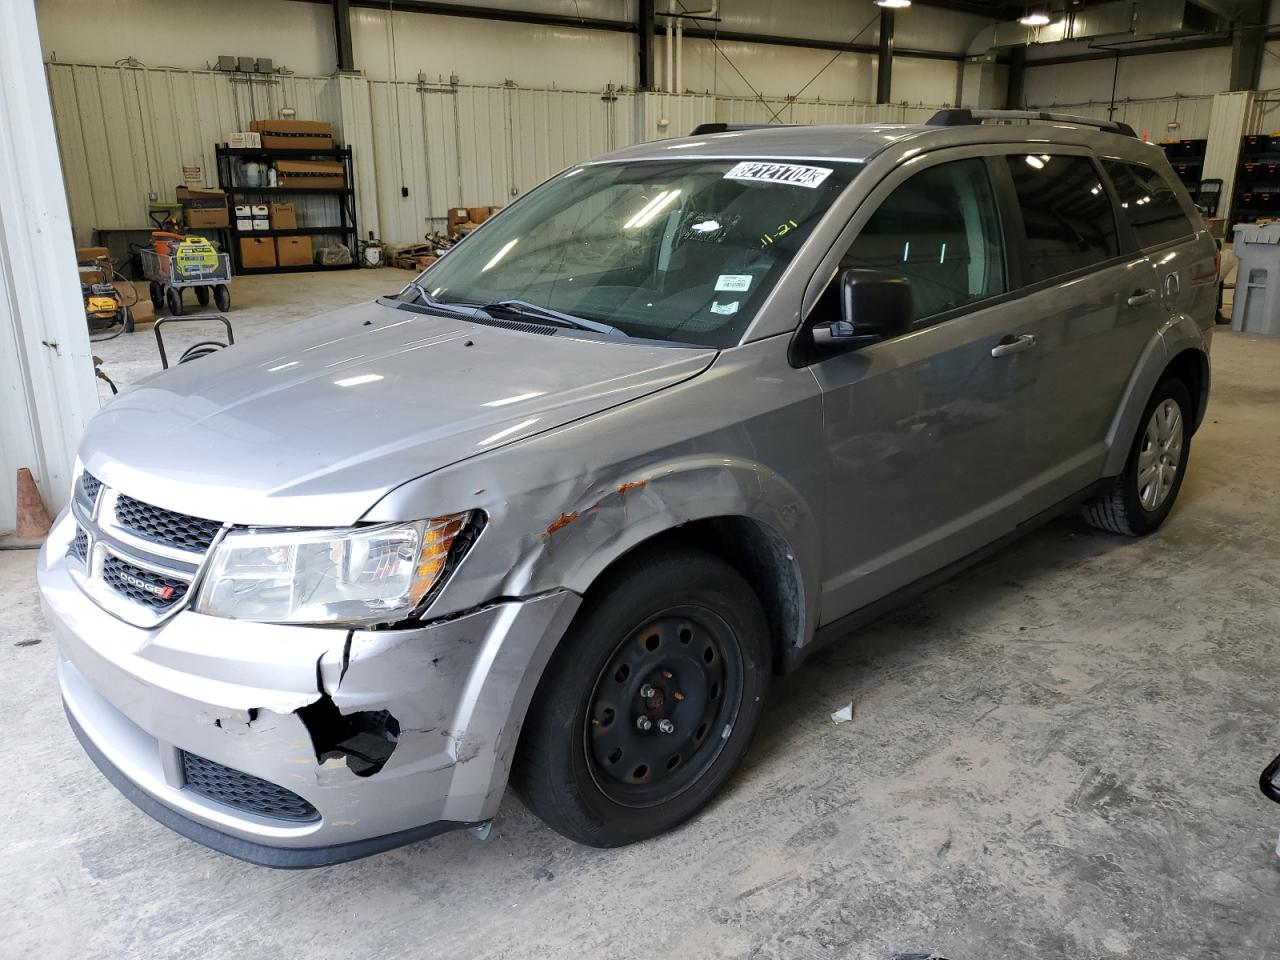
[1137,398,1183,511]
[586,609,742,808]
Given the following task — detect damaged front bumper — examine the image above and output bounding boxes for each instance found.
[38,516,580,868]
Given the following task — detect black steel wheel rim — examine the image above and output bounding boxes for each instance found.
[584,604,744,808]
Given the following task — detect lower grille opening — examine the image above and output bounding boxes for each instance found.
[181,752,319,823]
[101,556,187,610]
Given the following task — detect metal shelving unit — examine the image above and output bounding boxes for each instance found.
[215,145,358,275]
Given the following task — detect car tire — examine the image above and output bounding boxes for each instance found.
[1082,376,1193,536]
[512,545,770,847]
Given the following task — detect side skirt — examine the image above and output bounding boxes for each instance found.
[782,479,1112,673]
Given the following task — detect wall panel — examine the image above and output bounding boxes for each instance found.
[48,63,952,247]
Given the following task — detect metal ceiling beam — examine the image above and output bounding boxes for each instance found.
[876,9,894,103]
[297,0,968,63]
[675,25,965,61]
[637,0,655,90]
[910,0,1000,17]
[332,0,355,72]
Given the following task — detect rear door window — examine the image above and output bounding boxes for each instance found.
[1103,159,1197,248]
[1005,154,1120,284]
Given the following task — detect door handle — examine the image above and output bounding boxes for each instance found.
[991,333,1037,358]
[1127,288,1157,307]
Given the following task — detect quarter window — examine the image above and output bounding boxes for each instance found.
[1103,159,1196,248]
[1005,154,1119,284]
[835,157,1005,323]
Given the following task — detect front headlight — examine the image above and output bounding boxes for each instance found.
[195,514,471,625]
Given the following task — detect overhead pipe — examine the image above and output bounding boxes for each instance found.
[679,0,716,96]
[676,16,683,95]
[666,0,675,94]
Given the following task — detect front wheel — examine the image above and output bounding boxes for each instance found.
[213,284,231,312]
[1082,376,1193,536]
[513,546,770,847]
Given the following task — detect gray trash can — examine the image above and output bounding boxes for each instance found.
[1231,222,1280,335]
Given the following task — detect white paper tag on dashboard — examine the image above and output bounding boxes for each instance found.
[715,274,752,292]
[710,300,739,315]
[724,161,833,188]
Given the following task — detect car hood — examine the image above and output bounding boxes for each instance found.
[82,299,715,525]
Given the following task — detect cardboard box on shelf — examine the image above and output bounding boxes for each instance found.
[448,208,470,225]
[176,186,229,228]
[239,237,276,269]
[467,206,493,224]
[275,160,346,189]
[252,218,271,231]
[276,236,314,267]
[228,131,262,149]
[269,202,297,229]
[249,119,334,151]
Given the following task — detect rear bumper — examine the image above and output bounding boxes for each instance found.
[39,511,581,866]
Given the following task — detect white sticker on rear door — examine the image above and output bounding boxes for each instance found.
[724,161,833,189]
[715,274,752,292]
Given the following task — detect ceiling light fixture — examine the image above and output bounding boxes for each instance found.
[875,0,911,8]
[1019,10,1051,25]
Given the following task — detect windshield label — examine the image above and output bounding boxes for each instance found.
[715,274,752,292]
[724,161,833,189]
[710,300,740,315]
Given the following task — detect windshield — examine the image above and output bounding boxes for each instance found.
[408,158,860,347]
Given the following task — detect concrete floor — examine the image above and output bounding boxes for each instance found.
[4,272,1280,959]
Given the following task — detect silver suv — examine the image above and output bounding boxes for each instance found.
[39,110,1215,867]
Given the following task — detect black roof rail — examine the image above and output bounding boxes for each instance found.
[689,123,799,135]
[926,108,1138,139]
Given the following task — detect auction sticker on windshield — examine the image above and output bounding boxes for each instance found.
[724,161,833,188]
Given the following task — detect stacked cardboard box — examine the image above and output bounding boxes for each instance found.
[447,204,502,237]
[177,186,229,228]
[248,120,333,151]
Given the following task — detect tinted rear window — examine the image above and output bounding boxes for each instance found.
[1103,159,1196,248]
[1005,154,1119,284]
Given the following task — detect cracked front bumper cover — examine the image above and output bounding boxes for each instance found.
[39,513,581,867]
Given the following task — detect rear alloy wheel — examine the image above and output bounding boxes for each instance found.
[514,546,769,847]
[1082,376,1192,536]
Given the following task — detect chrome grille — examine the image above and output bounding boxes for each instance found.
[181,752,319,822]
[76,472,103,511]
[101,556,188,610]
[68,472,222,625]
[114,494,222,552]
[68,527,89,564]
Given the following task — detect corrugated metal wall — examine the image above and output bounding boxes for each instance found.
[46,62,953,247]
[45,63,338,244]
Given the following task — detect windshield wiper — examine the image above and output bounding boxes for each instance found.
[403,280,480,318]
[479,299,628,338]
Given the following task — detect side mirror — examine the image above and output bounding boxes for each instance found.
[812,269,913,350]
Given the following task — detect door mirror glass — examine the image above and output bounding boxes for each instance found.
[812,269,913,349]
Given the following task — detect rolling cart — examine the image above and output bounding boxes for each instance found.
[140,243,232,316]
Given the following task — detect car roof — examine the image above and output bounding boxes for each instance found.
[589,121,1164,166]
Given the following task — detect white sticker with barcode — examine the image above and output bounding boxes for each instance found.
[715,274,752,292]
[724,161,833,189]
[710,300,740,315]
